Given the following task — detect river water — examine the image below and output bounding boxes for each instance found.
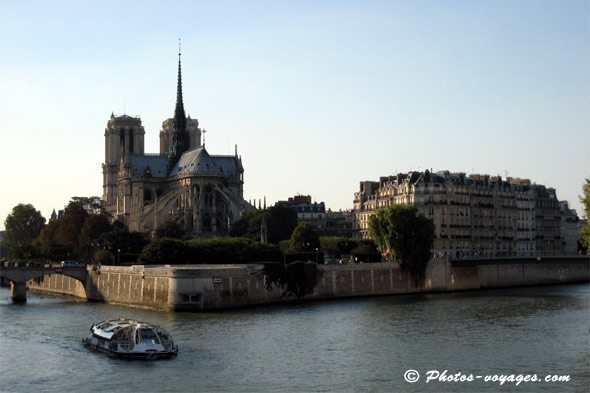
[0,284,588,393]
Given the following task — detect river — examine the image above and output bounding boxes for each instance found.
[0,284,588,392]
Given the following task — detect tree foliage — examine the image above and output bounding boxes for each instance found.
[262,261,320,298]
[94,249,114,265]
[80,214,113,245]
[4,203,46,258]
[138,238,189,265]
[137,237,280,265]
[289,222,320,252]
[368,204,434,275]
[154,220,184,239]
[29,196,147,263]
[230,206,298,244]
[580,178,590,254]
[56,197,109,250]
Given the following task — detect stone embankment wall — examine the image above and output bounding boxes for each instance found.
[26,257,589,311]
[28,274,87,298]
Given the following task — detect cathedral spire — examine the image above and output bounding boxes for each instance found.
[174,39,187,134]
[168,39,190,174]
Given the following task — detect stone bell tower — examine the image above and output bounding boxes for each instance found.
[102,114,145,214]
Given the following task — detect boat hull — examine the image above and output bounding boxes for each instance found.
[82,337,178,359]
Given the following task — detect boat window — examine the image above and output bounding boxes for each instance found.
[137,329,160,344]
[156,328,172,341]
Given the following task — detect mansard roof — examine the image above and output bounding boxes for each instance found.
[130,155,168,178]
[168,146,240,179]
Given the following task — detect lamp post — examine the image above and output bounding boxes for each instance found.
[117,249,121,266]
[315,248,319,264]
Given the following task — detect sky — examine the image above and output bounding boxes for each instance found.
[1,0,589,230]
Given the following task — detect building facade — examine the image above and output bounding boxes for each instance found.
[102,51,254,236]
[559,201,580,254]
[275,195,326,230]
[353,170,577,257]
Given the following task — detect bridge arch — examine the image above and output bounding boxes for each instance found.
[0,266,88,303]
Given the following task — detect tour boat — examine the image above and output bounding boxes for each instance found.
[82,318,179,359]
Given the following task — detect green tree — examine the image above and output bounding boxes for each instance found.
[289,222,320,252]
[70,196,108,216]
[580,178,590,254]
[38,242,72,262]
[100,227,148,255]
[320,236,342,256]
[138,238,189,265]
[368,204,434,275]
[80,214,113,245]
[230,206,298,244]
[36,218,60,245]
[4,203,46,258]
[154,220,184,239]
[94,249,114,266]
[57,202,89,249]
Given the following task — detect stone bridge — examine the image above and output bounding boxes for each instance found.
[0,265,88,302]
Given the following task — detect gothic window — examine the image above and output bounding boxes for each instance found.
[193,185,200,204]
[120,130,125,153]
[143,189,152,206]
[203,214,211,230]
[128,130,134,154]
[204,184,213,207]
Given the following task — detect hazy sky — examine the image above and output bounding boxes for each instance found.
[1,0,589,230]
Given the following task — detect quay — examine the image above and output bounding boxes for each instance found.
[1,256,588,310]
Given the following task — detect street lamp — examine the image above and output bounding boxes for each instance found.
[117,249,121,266]
[315,248,319,264]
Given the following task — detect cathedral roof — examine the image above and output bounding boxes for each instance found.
[168,146,239,179]
[130,155,168,177]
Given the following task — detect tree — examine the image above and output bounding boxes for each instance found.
[57,201,90,249]
[36,218,60,245]
[289,222,320,252]
[137,238,189,265]
[4,204,46,258]
[368,204,434,276]
[94,249,114,266]
[70,196,108,216]
[80,214,113,245]
[100,227,148,254]
[230,206,298,244]
[580,178,590,254]
[56,197,109,250]
[154,220,184,239]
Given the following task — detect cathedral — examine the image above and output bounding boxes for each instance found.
[102,50,254,236]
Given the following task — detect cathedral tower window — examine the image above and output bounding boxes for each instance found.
[129,130,134,154]
[120,130,125,153]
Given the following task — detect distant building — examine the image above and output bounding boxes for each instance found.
[275,195,326,233]
[50,209,64,221]
[323,210,354,238]
[559,201,580,254]
[102,49,254,236]
[353,170,578,257]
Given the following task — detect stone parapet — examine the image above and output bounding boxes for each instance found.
[24,257,589,311]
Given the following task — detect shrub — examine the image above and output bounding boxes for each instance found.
[138,238,189,265]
